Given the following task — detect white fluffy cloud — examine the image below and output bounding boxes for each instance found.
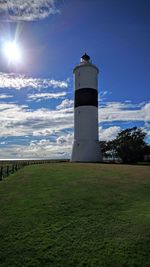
[0,94,13,99]
[0,100,150,139]
[0,102,73,137]
[56,133,73,145]
[0,72,68,90]
[99,126,121,141]
[1,136,73,159]
[99,102,150,122]
[28,92,67,101]
[0,0,59,21]
[0,100,150,158]
[143,103,150,122]
[57,99,74,110]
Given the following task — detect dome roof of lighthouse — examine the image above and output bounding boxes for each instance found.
[81,53,90,61]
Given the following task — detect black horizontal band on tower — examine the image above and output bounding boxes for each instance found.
[75,88,98,108]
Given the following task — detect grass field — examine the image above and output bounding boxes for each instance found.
[0,163,150,267]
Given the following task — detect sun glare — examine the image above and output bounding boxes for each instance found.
[3,41,22,64]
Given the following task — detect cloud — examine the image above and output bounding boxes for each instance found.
[0,101,150,139]
[0,100,150,158]
[56,134,73,145]
[99,101,150,122]
[98,90,112,102]
[0,72,69,90]
[0,136,73,159]
[99,126,121,141]
[33,129,54,137]
[0,141,6,145]
[56,99,74,110]
[143,102,150,122]
[0,103,73,137]
[28,92,67,101]
[0,94,13,99]
[0,0,59,21]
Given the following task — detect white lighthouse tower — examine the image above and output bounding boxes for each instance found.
[71,53,102,162]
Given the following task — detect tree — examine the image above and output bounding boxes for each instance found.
[111,127,147,163]
[99,141,118,161]
[144,144,150,162]
[99,141,108,159]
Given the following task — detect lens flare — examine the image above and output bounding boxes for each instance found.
[3,41,22,63]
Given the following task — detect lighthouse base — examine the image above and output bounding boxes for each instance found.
[71,140,102,162]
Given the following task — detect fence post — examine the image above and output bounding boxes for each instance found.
[15,164,18,171]
[0,166,3,181]
[12,164,15,173]
[6,165,9,176]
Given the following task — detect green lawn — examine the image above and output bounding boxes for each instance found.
[0,163,150,267]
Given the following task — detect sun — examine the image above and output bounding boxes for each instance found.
[3,41,22,64]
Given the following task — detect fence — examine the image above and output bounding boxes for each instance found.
[0,162,29,181]
[0,159,69,181]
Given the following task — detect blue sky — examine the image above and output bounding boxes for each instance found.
[0,0,149,158]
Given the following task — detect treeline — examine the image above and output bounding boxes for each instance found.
[100,127,150,164]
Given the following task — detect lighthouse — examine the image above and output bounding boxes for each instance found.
[71,53,102,162]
